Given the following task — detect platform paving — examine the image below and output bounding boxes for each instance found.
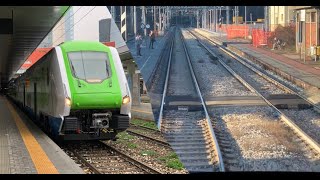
[0,96,84,174]
[126,30,171,84]
[131,103,155,121]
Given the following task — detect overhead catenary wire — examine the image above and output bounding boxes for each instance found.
[50,6,83,35]
[52,6,97,46]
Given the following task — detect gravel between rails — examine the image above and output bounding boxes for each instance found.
[182,28,320,171]
[127,126,168,142]
[63,142,147,174]
[189,29,288,96]
[162,110,206,133]
[195,29,303,92]
[282,109,320,144]
[104,132,188,174]
[62,148,92,174]
[147,31,174,123]
[167,29,197,96]
[181,29,255,97]
[210,106,320,171]
[192,28,320,148]
[195,28,320,108]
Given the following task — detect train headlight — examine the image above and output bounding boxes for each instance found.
[122,95,130,104]
[65,97,72,106]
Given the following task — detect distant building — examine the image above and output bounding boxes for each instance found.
[268,6,296,31]
[65,7,74,41]
[52,13,66,47]
[292,6,320,55]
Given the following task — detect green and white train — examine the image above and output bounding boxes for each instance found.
[7,41,131,141]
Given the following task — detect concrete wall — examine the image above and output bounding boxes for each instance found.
[52,16,66,47]
[50,6,127,51]
[72,6,111,41]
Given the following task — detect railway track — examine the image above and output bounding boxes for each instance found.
[63,141,162,174]
[189,28,320,153]
[147,28,176,121]
[127,125,171,148]
[158,28,224,172]
[181,28,320,171]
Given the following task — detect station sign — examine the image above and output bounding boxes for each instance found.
[300,10,305,21]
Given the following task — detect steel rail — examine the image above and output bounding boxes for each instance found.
[126,129,171,148]
[157,30,175,130]
[99,141,162,174]
[199,28,320,114]
[189,29,320,155]
[180,29,225,172]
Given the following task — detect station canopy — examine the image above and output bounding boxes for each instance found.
[0,6,69,86]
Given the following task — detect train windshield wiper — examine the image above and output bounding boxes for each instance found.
[70,62,82,87]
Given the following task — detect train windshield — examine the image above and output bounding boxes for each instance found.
[68,51,111,82]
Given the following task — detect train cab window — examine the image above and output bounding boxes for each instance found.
[68,51,111,82]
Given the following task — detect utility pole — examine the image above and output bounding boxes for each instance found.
[120,6,127,41]
[209,9,211,30]
[245,6,247,39]
[154,6,156,31]
[264,6,269,31]
[166,7,169,29]
[234,6,236,24]
[133,6,137,36]
[212,7,215,31]
[142,6,146,36]
[215,6,218,31]
[111,6,116,20]
[202,9,207,29]
[197,10,199,28]
[159,6,161,32]
[163,7,166,31]
[304,10,306,63]
[232,8,234,24]
[226,6,230,25]
[219,6,222,33]
[166,6,169,29]
[236,6,238,24]
[176,10,178,26]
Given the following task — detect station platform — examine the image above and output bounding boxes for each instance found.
[131,103,155,121]
[0,95,84,174]
[126,30,171,84]
[196,28,320,107]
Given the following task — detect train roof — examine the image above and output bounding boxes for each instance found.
[59,41,111,52]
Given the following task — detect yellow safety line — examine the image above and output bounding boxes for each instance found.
[131,108,153,114]
[5,99,59,174]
